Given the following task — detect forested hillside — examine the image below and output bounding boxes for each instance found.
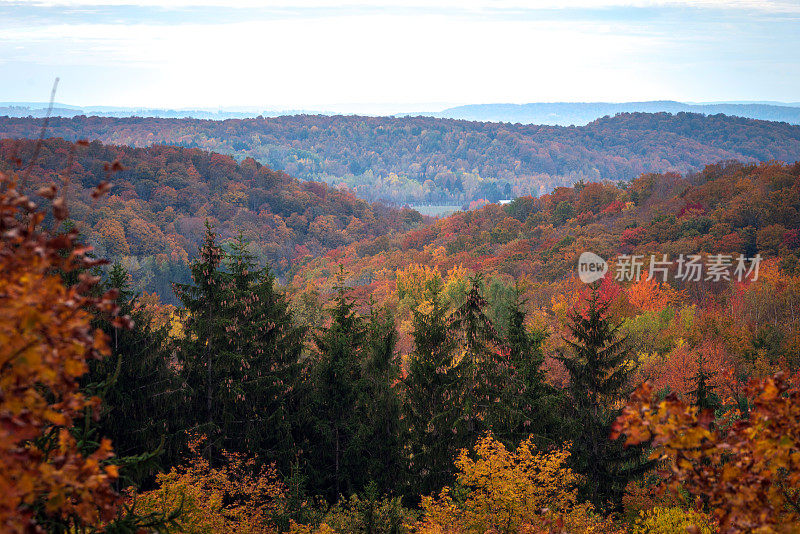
[0,137,422,301]
[291,160,800,375]
[1,112,799,205]
[4,148,800,533]
[293,160,800,290]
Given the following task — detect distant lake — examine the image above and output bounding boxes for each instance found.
[410,204,462,217]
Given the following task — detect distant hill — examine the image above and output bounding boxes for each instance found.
[0,102,303,120]
[1,112,799,206]
[428,101,800,126]
[5,100,800,125]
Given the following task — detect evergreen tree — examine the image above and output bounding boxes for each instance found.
[448,275,505,443]
[224,234,305,470]
[304,284,404,501]
[404,279,461,498]
[689,351,720,414]
[87,262,182,485]
[307,276,368,501]
[557,285,653,514]
[358,305,404,495]
[67,263,182,532]
[174,225,304,467]
[495,290,561,448]
[173,222,229,460]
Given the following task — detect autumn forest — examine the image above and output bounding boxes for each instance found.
[2,106,800,534]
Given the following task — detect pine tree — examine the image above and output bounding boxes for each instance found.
[404,279,462,498]
[557,285,653,514]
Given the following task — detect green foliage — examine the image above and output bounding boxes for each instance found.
[494,291,561,448]
[174,224,304,468]
[557,286,654,514]
[551,201,575,226]
[448,276,505,442]
[404,283,461,499]
[88,262,183,485]
[304,273,404,501]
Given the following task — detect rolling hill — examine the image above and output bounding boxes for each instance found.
[1,112,799,206]
[0,137,422,303]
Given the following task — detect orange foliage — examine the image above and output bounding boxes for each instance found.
[0,172,125,532]
[613,372,800,533]
[134,436,286,534]
[625,275,683,313]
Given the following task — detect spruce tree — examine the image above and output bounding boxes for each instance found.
[448,275,505,443]
[495,290,560,448]
[175,227,304,468]
[87,262,182,485]
[404,280,461,498]
[307,276,368,501]
[224,234,305,469]
[689,352,720,413]
[173,222,230,460]
[557,285,653,514]
[304,283,404,501]
[358,305,404,495]
[70,263,182,531]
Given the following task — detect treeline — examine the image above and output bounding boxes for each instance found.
[0,138,422,302]
[1,112,799,204]
[92,223,652,522]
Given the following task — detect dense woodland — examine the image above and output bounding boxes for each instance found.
[0,138,422,303]
[1,112,800,205]
[3,128,800,533]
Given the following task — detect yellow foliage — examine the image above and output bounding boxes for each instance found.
[632,507,715,534]
[442,264,470,306]
[417,434,616,534]
[134,436,285,533]
[396,264,443,308]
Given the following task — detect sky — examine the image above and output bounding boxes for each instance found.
[1,0,799,113]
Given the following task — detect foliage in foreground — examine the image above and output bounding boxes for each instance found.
[417,434,618,534]
[0,170,125,531]
[613,372,800,532]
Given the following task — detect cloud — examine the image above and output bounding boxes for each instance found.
[5,0,800,11]
[1,0,798,107]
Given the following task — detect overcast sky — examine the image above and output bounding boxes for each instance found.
[1,0,799,112]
